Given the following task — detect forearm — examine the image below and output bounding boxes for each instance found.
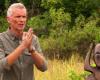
[6,44,26,66]
[31,51,47,71]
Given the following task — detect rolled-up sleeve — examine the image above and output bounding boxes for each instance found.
[0,39,10,73]
[38,60,48,72]
[33,36,42,53]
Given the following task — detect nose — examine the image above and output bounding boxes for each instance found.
[19,16,26,22]
[20,17,25,21]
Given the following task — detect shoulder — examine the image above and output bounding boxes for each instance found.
[0,31,10,43]
[0,32,6,43]
[32,34,39,40]
[0,32,4,36]
[0,32,6,38]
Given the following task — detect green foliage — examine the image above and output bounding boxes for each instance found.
[41,0,63,9]
[0,0,5,15]
[49,8,71,29]
[0,17,8,32]
[75,14,85,28]
[22,0,41,9]
[0,0,99,59]
[68,70,91,80]
[27,12,51,36]
[68,70,83,80]
[63,0,100,17]
[28,7,71,36]
[84,17,100,43]
[38,15,100,58]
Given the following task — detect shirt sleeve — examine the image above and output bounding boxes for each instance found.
[32,35,42,53]
[0,39,10,73]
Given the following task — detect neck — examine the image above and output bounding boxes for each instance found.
[9,28,23,38]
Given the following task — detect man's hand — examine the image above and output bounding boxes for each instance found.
[21,28,33,49]
[28,34,36,53]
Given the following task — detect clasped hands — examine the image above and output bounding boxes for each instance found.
[21,28,35,53]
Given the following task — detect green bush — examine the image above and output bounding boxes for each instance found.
[38,15,100,59]
[28,12,100,59]
[68,70,91,80]
[0,17,8,32]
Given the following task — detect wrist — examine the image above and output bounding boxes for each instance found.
[29,46,35,53]
[19,43,27,50]
[29,49,35,53]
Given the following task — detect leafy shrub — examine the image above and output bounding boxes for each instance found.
[68,70,91,80]
[27,13,100,59]
[0,17,8,32]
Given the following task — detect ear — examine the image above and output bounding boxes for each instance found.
[6,16,11,23]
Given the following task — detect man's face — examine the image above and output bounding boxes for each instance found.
[7,8,27,31]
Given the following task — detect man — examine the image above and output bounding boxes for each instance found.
[0,3,47,80]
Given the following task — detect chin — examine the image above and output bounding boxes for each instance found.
[17,28,24,32]
[18,26,25,30]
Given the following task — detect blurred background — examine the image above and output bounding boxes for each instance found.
[0,0,100,80]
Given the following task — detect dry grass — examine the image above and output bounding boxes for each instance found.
[34,54,85,80]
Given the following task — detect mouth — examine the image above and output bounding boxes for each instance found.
[18,24,25,27]
[17,24,25,29]
[19,24,24,25]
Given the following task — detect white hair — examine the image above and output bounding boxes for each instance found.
[7,3,26,17]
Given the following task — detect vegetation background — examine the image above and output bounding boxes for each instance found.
[0,0,100,80]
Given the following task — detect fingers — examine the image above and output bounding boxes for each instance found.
[22,32,27,40]
[21,28,33,48]
[28,28,33,33]
[27,28,33,40]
